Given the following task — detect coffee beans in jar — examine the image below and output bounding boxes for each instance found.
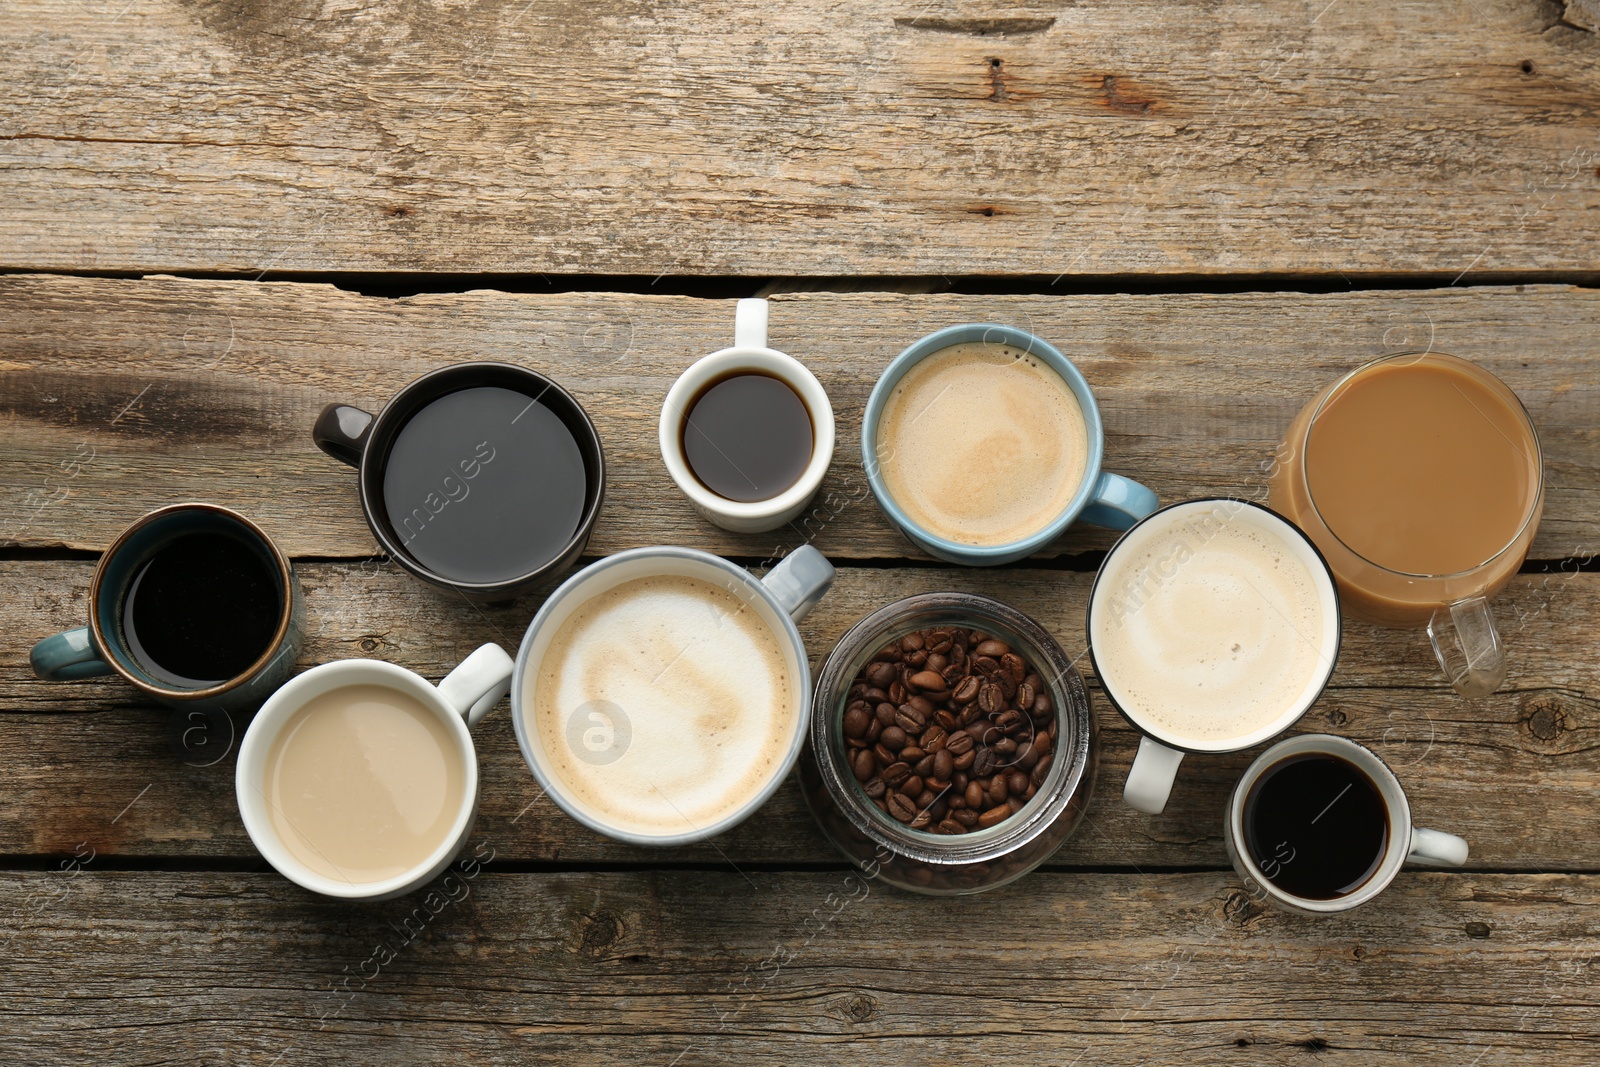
[840,625,1056,834]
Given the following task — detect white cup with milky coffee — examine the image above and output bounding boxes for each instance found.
[512,544,835,846]
[1087,499,1343,815]
[236,644,514,900]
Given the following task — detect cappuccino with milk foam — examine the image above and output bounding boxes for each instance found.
[531,574,796,838]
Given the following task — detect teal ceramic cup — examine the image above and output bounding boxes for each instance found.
[30,503,303,713]
[862,324,1159,566]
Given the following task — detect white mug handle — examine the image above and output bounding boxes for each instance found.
[735,297,768,349]
[1124,736,1186,814]
[436,643,515,728]
[1407,825,1470,867]
[760,545,834,623]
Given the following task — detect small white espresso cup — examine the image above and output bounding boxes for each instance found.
[1226,733,1469,914]
[512,544,834,846]
[659,298,836,533]
[1088,499,1344,815]
[236,644,514,900]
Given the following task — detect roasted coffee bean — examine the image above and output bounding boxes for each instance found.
[932,749,954,781]
[900,633,925,653]
[845,737,868,751]
[866,718,884,744]
[888,680,908,705]
[977,804,1012,829]
[905,649,928,669]
[976,639,1010,657]
[920,725,947,752]
[995,672,1018,700]
[933,708,958,732]
[863,776,886,799]
[947,794,966,810]
[926,776,950,792]
[973,656,1001,678]
[927,630,954,654]
[1001,652,1026,684]
[1031,753,1054,786]
[908,670,947,692]
[925,652,948,673]
[1015,682,1036,711]
[913,754,935,777]
[852,749,876,782]
[936,818,965,835]
[1032,691,1053,717]
[916,789,937,809]
[953,807,979,827]
[1008,770,1030,796]
[879,725,907,751]
[866,661,897,689]
[875,644,901,662]
[909,809,933,830]
[894,705,928,733]
[907,695,935,716]
[1024,783,1037,800]
[952,771,969,791]
[972,747,999,778]
[900,745,927,763]
[976,683,1003,715]
[1033,731,1054,758]
[881,762,912,788]
[901,775,924,797]
[951,676,981,705]
[1016,740,1040,770]
[992,737,1017,757]
[887,792,917,822]
[958,703,982,727]
[995,709,1025,735]
[943,730,975,756]
[987,775,1009,806]
[965,781,985,809]
[863,686,889,703]
[952,749,976,772]
[873,743,895,765]
[1007,796,1025,815]
[875,702,898,726]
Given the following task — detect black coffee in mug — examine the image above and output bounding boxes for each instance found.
[682,372,812,502]
[122,531,281,687]
[382,386,587,586]
[1242,753,1390,900]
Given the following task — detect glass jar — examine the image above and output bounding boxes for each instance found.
[800,592,1097,895]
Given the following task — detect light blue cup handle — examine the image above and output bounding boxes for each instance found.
[31,627,115,682]
[1078,472,1160,531]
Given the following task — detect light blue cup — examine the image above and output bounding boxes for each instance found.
[862,324,1159,566]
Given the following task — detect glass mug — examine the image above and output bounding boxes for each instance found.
[1270,351,1543,698]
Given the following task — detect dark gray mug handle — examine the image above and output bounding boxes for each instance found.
[313,404,374,468]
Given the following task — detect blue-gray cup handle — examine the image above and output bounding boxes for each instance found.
[31,627,114,681]
[1078,472,1159,531]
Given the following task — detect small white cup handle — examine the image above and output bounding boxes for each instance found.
[1124,736,1186,814]
[1407,825,1470,867]
[735,297,768,349]
[760,545,834,623]
[437,643,515,728]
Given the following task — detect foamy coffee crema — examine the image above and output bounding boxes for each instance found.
[1091,506,1329,742]
[876,343,1089,547]
[532,574,795,837]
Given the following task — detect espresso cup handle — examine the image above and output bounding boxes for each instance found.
[1124,735,1185,814]
[1079,472,1160,531]
[734,298,768,349]
[761,545,834,624]
[312,403,375,468]
[1407,826,1470,867]
[1427,595,1507,698]
[30,627,114,682]
[437,643,515,728]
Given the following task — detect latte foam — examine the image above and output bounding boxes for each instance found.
[875,342,1090,547]
[530,573,796,837]
[1090,503,1333,743]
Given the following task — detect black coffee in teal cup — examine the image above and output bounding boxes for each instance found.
[862,324,1158,566]
[30,503,303,713]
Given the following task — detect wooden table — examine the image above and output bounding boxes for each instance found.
[3,2,1598,1062]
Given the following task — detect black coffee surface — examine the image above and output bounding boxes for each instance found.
[682,373,812,503]
[383,386,586,585]
[1243,753,1389,900]
[123,531,280,687]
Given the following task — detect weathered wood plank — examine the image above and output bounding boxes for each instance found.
[1,870,1595,1064]
[4,561,1594,869]
[2,275,1596,559]
[1,1,1598,275]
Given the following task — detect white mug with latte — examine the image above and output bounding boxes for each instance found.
[512,544,835,846]
[1087,499,1343,815]
[236,643,514,900]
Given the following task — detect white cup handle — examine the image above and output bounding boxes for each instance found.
[1407,825,1469,867]
[1124,736,1185,814]
[735,297,768,349]
[760,545,834,623]
[436,643,515,728]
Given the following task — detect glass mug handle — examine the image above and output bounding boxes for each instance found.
[1123,736,1186,814]
[1427,595,1506,699]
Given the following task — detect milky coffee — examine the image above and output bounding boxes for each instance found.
[876,342,1090,547]
[532,574,795,838]
[264,684,467,884]
[1091,503,1332,743]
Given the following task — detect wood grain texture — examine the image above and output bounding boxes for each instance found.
[2,275,1597,559]
[5,561,1595,869]
[1,869,1595,1065]
[1,1,1598,275]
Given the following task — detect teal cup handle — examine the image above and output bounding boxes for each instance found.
[31,627,114,682]
[1079,471,1160,531]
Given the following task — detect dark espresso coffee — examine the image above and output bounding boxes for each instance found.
[383,386,587,586]
[1243,754,1389,900]
[682,373,812,502]
[122,532,281,687]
